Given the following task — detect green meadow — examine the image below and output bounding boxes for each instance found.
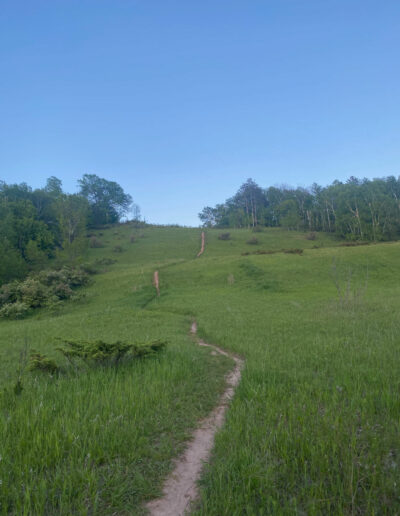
[1,224,399,514]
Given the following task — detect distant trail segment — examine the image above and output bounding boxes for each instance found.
[197,231,205,257]
[153,271,160,297]
[146,321,243,516]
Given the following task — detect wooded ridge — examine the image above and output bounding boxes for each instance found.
[199,176,400,241]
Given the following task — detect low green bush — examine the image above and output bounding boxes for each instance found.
[283,248,303,255]
[0,266,90,318]
[0,302,30,319]
[38,267,89,288]
[246,237,259,245]
[18,278,48,308]
[23,340,167,379]
[340,241,370,247]
[95,258,117,266]
[51,282,73,300]
[13,379,23,395]
[28,351,59,374]
[89,237,104,248]
[0,281,19,305]
[78,262,99,275]
[242,248,303,256]
[57,338,167,367]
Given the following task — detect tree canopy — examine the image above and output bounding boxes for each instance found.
[199,176,400,241]
[0,175,137,285]
[78,174,133,225]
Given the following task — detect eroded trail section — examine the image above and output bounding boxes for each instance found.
[197,231,205,257]
[153,270,160,297]
[146,322,243,516]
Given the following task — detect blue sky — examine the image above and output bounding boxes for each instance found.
[1,1,400,226]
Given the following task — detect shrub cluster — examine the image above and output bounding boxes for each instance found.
[246,237,259,245]
[27,339,167,374]
[89,237,104,248]
[218,232,231,241]
[241,248,303,256]
[305,232,316,240]
[242,249,276,256]
[28,351,59,374]
[94,257,117,266]
[57,338,166,366]
[283,248,303,255]
[0,266,90,319]
[340,241,370,247]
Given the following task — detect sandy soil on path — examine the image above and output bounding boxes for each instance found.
[146,322,243,516]
[153,270,160,297]
[197,232,205,257]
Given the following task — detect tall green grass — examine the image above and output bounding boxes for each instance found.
[0,226,233,514]
[155,242,400,514]
[1,224,399,514]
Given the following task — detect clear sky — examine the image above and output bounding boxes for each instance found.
[1,1,400,226]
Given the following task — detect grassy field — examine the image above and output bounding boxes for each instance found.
[1,224,399,514]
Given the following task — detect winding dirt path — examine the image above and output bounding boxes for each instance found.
[146,322,243,516]
[153,270,160,297]
[197,231,205,257]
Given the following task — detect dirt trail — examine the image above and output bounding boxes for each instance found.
[197,231,205,257]
[146,322,243,516]
[153,270,160,297]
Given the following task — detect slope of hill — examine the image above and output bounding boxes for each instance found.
[1,225,399,514]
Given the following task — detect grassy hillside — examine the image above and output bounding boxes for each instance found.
[1,225,399,514]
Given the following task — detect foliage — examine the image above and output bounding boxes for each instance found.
[78,262,100,275]
[241,247,303,256]
[13,379,23,395]
[340,240,370,247]
[0,301,30,319]
[95,257,117,266]
[57,339,166,366]
[246,237,259,245]
[24,240,48,267]
[28,351,59,374]
[26,340,166,375]
[56,194,89,246]
[0,238,27,284]
[218,232,231,240]
[18,278,48,307]
[0,266,90,318]
[38,266,89,288]
[60,238,89,265]
[89,236,104,248]
[199,175,400,241]
[45,176,63,196]
[78,174,133,226]
[0,281,20,305]
[283,248,303,255]
[0,176,137,285]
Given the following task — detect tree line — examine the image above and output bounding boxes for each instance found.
[199,176,400,241]
[0,174,136,284]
